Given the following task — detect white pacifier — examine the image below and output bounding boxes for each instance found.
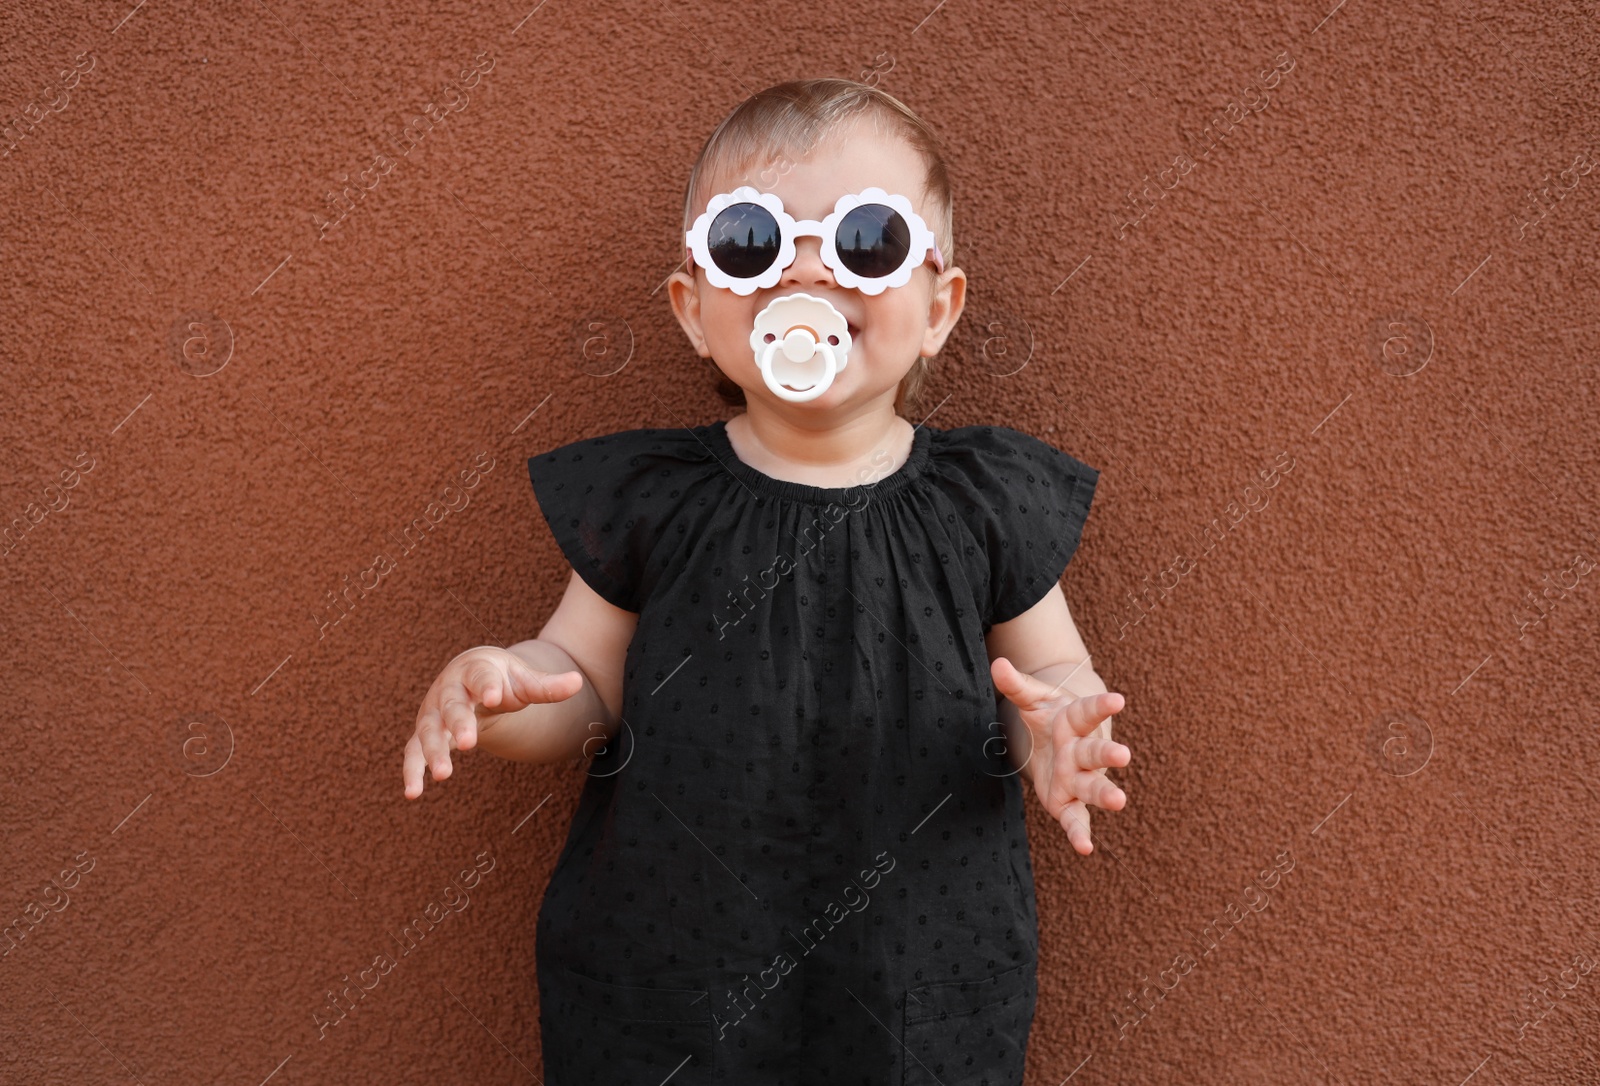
[748,293,853,403]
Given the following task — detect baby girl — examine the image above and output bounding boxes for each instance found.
[402,77,1131,1085]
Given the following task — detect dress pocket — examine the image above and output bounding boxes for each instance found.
[538,964,714,1086]
[901,961,1037,1086]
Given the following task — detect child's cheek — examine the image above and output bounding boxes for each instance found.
[867,297,924,363]
[704,298,753,360]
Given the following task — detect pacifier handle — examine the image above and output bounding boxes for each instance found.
[758,336,840,403]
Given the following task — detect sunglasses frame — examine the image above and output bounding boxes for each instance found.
[685,185,944,297]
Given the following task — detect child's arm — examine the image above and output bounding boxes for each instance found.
[985,583,1130,855]
[402,570,637,797]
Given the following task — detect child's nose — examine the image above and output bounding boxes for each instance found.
[781,235,836,288]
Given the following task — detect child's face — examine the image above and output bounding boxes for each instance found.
[668,115,966,413]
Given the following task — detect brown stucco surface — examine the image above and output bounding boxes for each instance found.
[3,1,1598,1083]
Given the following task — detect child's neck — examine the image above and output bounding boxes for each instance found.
[725,404,915,489]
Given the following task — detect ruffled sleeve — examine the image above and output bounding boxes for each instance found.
[526,428,709,613]
[930,426,1100,628]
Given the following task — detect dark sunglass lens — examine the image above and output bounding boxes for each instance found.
[835,204,912,278]
[707,203,781,278]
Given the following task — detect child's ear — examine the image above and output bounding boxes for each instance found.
[920,266,968,358]
[666,269,713,358]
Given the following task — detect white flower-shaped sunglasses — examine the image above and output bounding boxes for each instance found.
[685,185,945,297]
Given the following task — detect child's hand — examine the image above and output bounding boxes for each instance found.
[990,658,1130,855]
[402,646,584,799]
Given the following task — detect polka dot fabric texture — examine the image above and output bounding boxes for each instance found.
[526,419,1097,1084]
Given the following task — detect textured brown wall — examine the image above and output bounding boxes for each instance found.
[3,1,1598,1083]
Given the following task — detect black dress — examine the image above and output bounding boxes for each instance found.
[526,418,1098,1085]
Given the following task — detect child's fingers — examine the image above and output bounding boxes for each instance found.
[1047,752,1074,815]
[1083,771,1127,811]
[1072,736,1131,772]
[437,683,481,753]
[989,657,1062,711]
[460,657,510,711]
[402,733,428,798]
[1060,799,1094,855]
[416,706,457,781]
[507,661,584,708]
[1064,691,1124,737]
[1052,763,1126,813]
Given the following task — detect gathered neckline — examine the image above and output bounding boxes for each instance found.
[703,418,935,505]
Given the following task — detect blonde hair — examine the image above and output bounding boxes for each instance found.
[681,78,955,419]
